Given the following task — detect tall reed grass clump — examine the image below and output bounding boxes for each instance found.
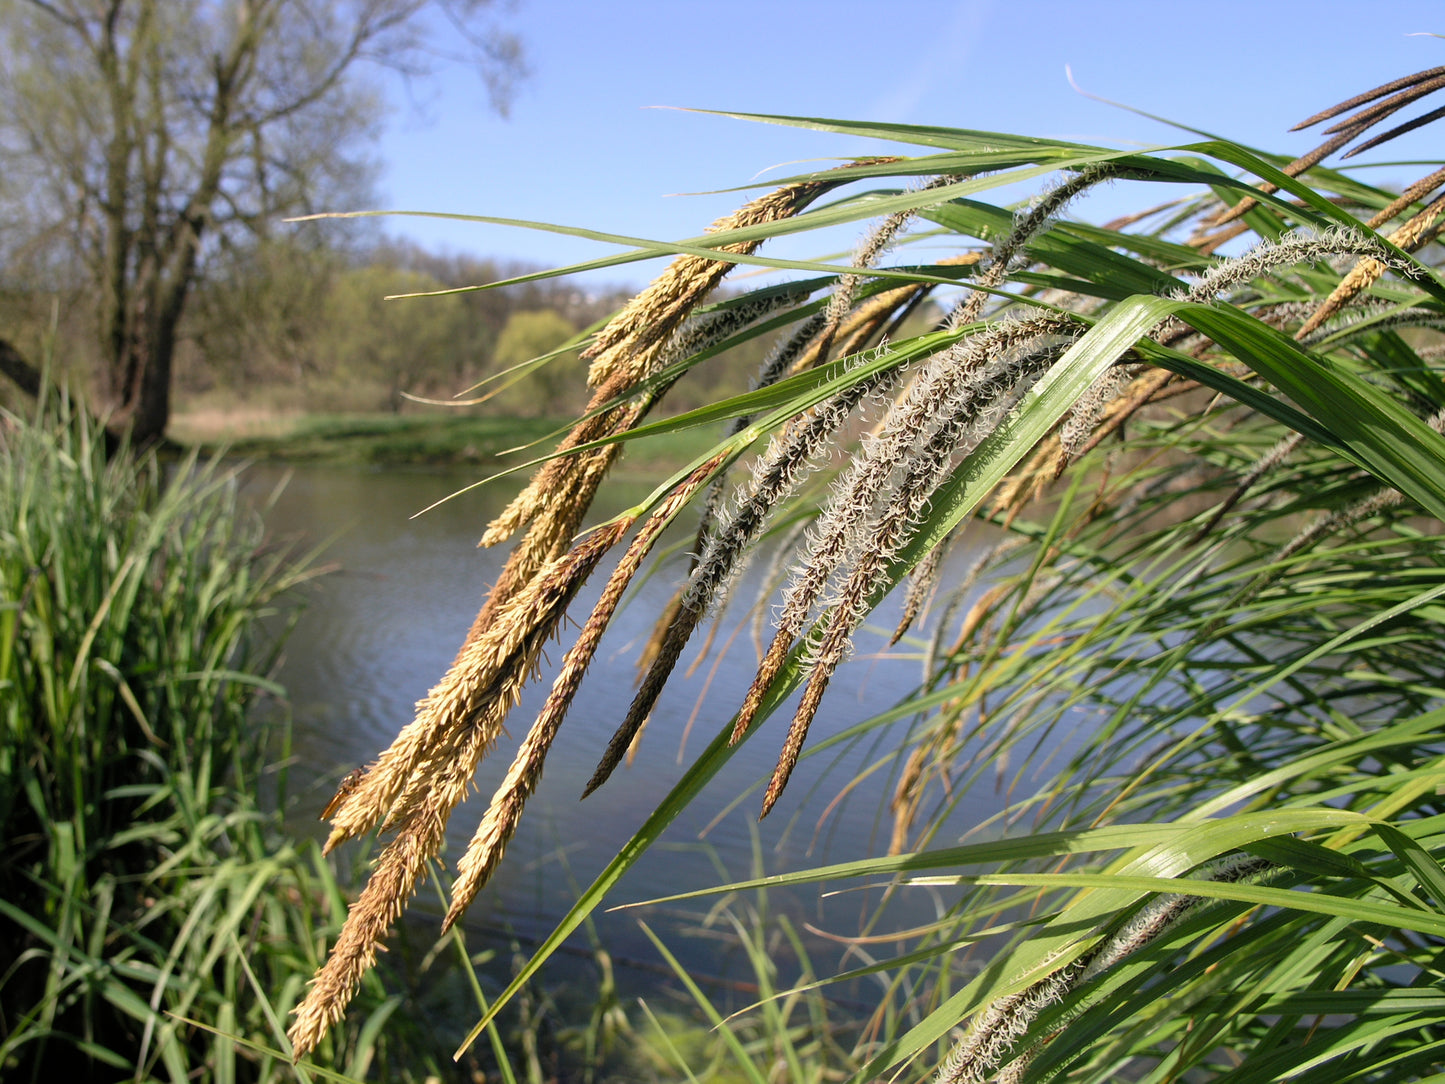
[299,66,1445,1081]
[0,399,455,1080]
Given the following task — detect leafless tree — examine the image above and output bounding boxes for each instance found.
[0,0,524,444]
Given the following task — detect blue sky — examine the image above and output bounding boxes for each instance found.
[366,1,1445,289]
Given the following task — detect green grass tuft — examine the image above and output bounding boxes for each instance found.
[0,397,477,1081]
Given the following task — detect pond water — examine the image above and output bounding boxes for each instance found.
[243,459,1021,1002]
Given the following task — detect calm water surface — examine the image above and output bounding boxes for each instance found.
[244,460,1018,993]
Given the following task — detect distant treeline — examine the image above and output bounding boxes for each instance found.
[0,235,789,421]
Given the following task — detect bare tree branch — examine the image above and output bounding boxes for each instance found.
[0,0,525,442]
[0,339,42,398]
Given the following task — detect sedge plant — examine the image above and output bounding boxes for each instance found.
[295,66,1445,1082]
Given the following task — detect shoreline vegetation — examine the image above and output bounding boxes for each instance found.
[0,402,511,1081]
[169,407,725,474]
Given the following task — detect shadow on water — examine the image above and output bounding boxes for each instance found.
[240,459,1034,1015]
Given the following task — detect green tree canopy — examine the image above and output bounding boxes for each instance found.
[489,308,584,416]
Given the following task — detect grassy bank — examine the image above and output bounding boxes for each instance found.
[0,400,485,1081]
[172,408,726,474]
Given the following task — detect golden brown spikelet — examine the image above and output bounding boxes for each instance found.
[788,280,930,374]
[760,650,835,818]
[584,587,701,797]
[477,402,642,553]
[290,531,622,1060]
[288,702,500,1060]
[987,439,1057,525]
[581,178,857,389]
[889,530,951,644]
[319,532,618,853]
[732,629,794,746]
[444,456,724,929]
[1364,166,1445,232]
[635,586,686,683]
[1296,194,1445,339]
[950,583,1012,657]
[889,743,931,855]
[1202,68,1445,238]
[481,169,865,559]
